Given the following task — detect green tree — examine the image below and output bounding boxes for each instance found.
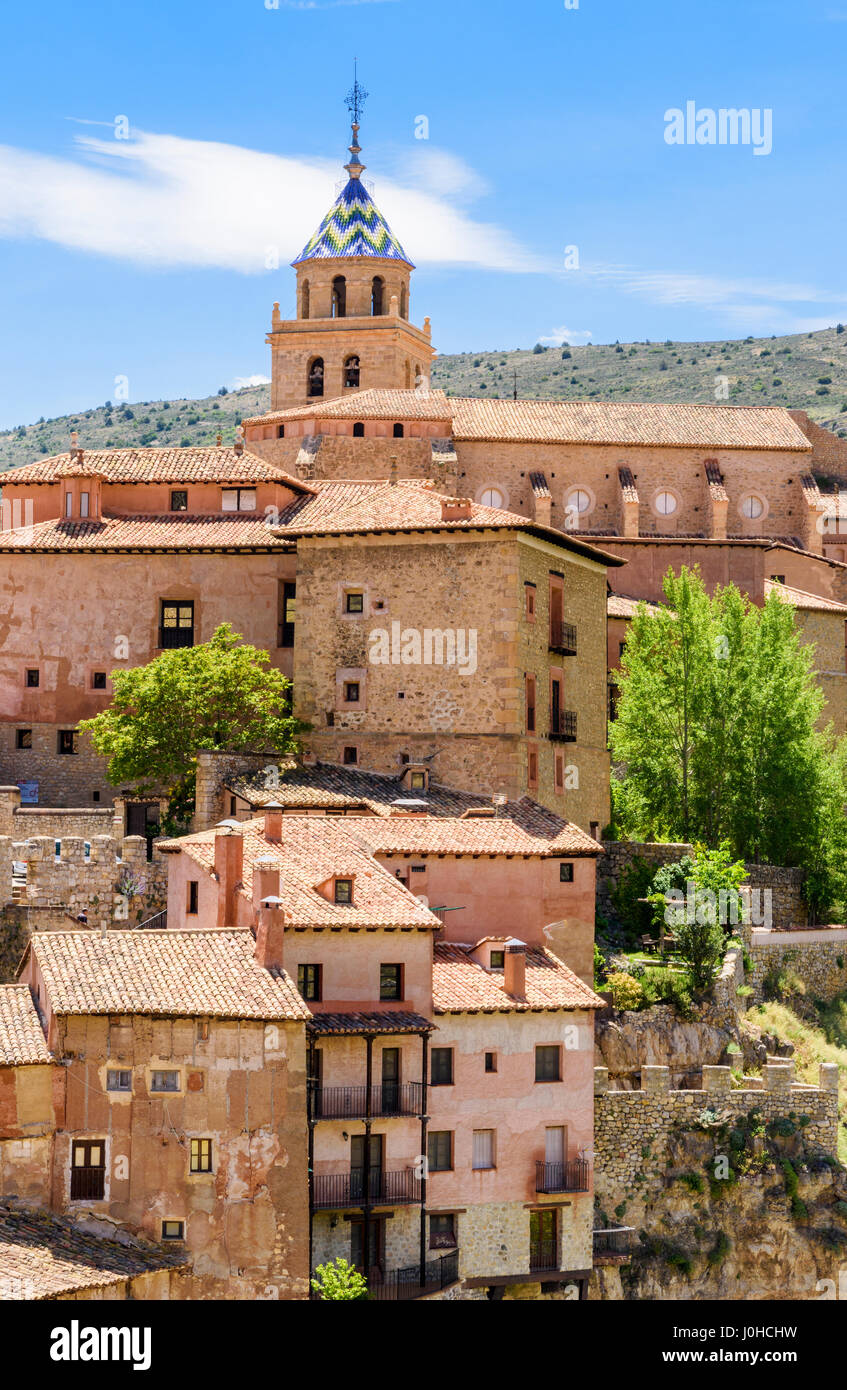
[660,843,747,990]
[79,623,303,833]
[310,1257,369,1301]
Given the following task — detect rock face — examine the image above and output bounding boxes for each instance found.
[595,1003,737,1088]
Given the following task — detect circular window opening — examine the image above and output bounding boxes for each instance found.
[741,494,765,520]
[566,488,593,516]
[479,487,505,508]
[654,490,678,516]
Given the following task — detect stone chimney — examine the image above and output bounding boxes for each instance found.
[263,801,284,842]
[440,497,473,522]
[504,941,527,998]
[234,425,244,456]
[252,856,280,914]
[216,432,223,447]
[272,301,282,329]
[254,896,286,971]
[214,827,243,927]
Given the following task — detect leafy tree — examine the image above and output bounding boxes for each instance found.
[79,624,303,833]
[658,844,748,991]
[310,1257,369,1301]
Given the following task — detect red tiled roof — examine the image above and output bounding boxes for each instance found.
[3,447,310,487]
[176,818,441,929]
[0,513,293,552]
[432,943,603,1013]
[607,593,661,619]
[343,811,600,857]
[0,986,51,1066]
[245,388,453,426]
[28,931,310,1021]
[704,460,729,502]
[617,466,638,503]
[529,471,551,498]
[764,579,847,613]
[307,1011,433,1035]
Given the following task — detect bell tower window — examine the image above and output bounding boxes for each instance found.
[331,276,346,318]
[345,355,361,389]
[353,422,365,438]
[301,279,310,320]
[400,284,407,319]
[307,357,325,398]
[371,276,384,316]
[393,423,404,438]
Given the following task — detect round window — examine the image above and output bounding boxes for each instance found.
[654,490,678,516]
[479,487,505,508]
[566,488,593,515]
[741,494,765,520]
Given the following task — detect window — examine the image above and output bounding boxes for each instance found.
[277,424,285,439]
[380,963,402,1000]
[25,669,39,688]
[472,1129,495,1170]
[107,1069,132,1092]
[196,1020,210,1042]
[427,1131,453,1172]
[160,600,194,649]
[300,278,310,319]
[171,489,188,511]
[65,492,73,518]
[527,747,538,788]
[535,1045,561,1082]
[479,486,504,508]
[430,1214,456,1249]
[525,674,536,733]
[80,492,90,518]
[150,1070,180,1093]
[371,276,384,316]
[221,487,256,512]
[489,950,505,970]
[190,1138,213,1174]
[343,746,358,766]
[345,591,364,614]
[58,730,77,755]
[430,1048,454,1086]
[331,275,346,318]
[92,671,107,690]
[187,881,199,915]
[16,729,31,750]
[409,770,426,790]
[334,878,353,905]
[565,487,592,517]
[353,421,365,437]
[559,861,574,883]
[741,494,765,520]
[344,681,360,703]
[770,574,785,584]
[344,355,360,389]
[70,1139,105,1200]
[554,752,565,793]
[393,423,404,438]
[307,358,324,398]
[162,1220,185,1241]
[525,583,536,621]
[297,963,322,1001]
[484,1052,497,1073]
[279,581,296,648]
[654,490,678,515]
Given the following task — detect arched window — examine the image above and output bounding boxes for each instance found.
[307,357,324,398]
[400,284,407,319]
[353,422,365,438]
[654,490,678,516]
[371,276,384,316]
[479,486,505,508]
[393,423,405,438]
[301,279,310,320]
[344,356,360,389]
[565,487,593,517]
[331,276,346,318]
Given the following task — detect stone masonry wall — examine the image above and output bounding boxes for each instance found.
[747,931,847,1004]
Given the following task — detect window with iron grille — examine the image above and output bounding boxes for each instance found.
[535,1046,561,1082]
[430,1047,454,1086]
[427,1131,453,1172]
[70,1139,105,1200]
[160,600,194,649]
[190,1138,213,1173]
[170,490,188,511]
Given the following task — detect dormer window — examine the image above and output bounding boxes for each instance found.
[334,878,353,904]
[171,490,188,511]
[409,771,426,790]
[222,488,256,512]
[489,950,505,970]
[80,492,90,518]
[64,493,73,518]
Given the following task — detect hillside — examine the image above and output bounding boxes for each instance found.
[2,325,847,473]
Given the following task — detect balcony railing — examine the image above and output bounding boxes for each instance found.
[593,1226,636,1258]
[535,1158,591,1194]
[158,626,194,650]
[549,710,578,742]
[310,1082,423,1121]
[549,620,578,655]
[368,1250,459,1301]
[529,1238,559,1272]
[70,1167,105,1201]
[312,1168,422,1211]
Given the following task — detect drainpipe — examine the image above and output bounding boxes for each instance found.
[419,1031,430,1289]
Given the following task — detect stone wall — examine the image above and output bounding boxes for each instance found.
[747,929,847,1004]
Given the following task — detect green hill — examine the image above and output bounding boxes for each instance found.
[3,325,847,473]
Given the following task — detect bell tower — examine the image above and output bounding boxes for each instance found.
[266,79,434,410]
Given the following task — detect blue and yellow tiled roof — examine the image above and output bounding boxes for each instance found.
[293,175,413,267]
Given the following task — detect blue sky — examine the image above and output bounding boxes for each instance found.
[0,0,845,427]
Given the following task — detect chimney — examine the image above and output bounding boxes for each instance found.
[254,896,286,971]
[234,425,244,456]
[216,432,223,447]
[264,800,285,842]
[389,456,398,487]
[272,301,281,329]
[69,430,82,465]
[440,496,473,522]
[504,941,527,998]
[252,856,280,914]
[214,828,243,927]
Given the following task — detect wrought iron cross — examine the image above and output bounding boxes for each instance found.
[345,61,368,126]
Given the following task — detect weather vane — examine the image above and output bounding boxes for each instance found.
[345,60,368,127]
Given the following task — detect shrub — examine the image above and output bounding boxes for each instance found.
[680,1172,704,1193]
[707,1231,731,1266]
[610,856,656,942]
[593,943,608,989]
[310,1257,369,1300]
[605,971,643,1011]
[640,967,694,1018]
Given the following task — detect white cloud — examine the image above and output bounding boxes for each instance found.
[581,262,845,309]
[0,127,536,274]
[540,325,593,346]
[230,374,271,389]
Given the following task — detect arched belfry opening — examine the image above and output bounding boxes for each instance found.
[399,285,407,319]
[331,276,346,318]
[353,422,365,437]
[301,279,310,320]
[307,357,324,398]
[371,276,384,316]
[345,355,361,389]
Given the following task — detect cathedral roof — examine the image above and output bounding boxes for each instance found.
[292,175,413,268]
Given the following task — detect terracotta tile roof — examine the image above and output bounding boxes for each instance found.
[529,471,551,498]
[343,812,600,857]
[27,931,310,1021]
[227,763,604,854]
[0,1202,188,1299]
[0,986,50,1066]
[800,474,825,511]
[606,593,661,619]
[764,579,847,613]
[245,389,452,426]
[432,943,603,1013]
[3,447,310,487]
[0,513,294,553]
[704,460,729,501]
[176,818,441,928]
[307,1011,433,1036]
[617,466,638,503]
